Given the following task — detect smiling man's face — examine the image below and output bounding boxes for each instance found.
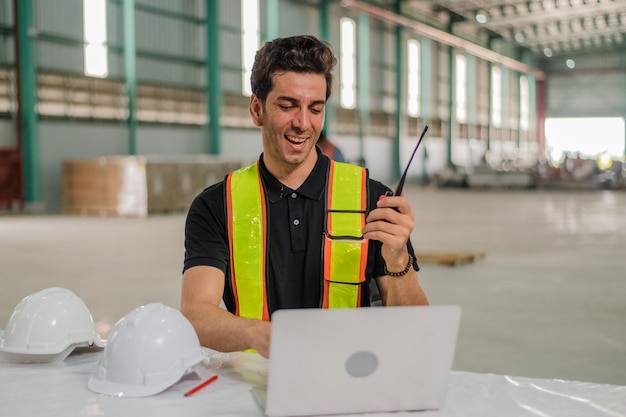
[249,71,327,176]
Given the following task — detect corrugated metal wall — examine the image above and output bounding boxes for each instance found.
[545,51,626,117]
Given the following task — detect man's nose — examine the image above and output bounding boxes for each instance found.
[292,108,310,130]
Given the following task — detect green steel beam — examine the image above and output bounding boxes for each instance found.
[319,0,335,134]
[420,37,432,182]
[108,0,204,24]
[466,54,476,127]
[264,0,279,42]
[357,13,369,167]
[319,0,329,41]
[515,48,523,148]
[517,72,522,148]
[112,46,205,66]
[16,0,39,204]
[501,67,510,131]
[528,73,537,137]
[123,0,137,155]
[134,3,205,25]
[446,44,453,167]
[392,0,402,179]
[445,15,464,167]
[486,34,498,152]
[33,31,205,66]
[486,60,492,151]
[207,0,221,155]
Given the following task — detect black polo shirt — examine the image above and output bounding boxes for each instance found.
[183,147,418,315]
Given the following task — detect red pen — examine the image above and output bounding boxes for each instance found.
[184,375,219,397]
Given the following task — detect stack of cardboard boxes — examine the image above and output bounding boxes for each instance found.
[62,155,244,217]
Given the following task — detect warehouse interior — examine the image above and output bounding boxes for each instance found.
[1,0,625,396]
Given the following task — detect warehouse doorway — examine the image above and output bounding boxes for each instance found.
[545,117,625,165]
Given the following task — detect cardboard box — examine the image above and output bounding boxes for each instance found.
[62,155,244,216]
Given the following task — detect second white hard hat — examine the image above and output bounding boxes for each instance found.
[87,303,206,397]
[0,287,105,363]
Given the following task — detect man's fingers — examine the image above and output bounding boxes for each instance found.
[375,195,414,218]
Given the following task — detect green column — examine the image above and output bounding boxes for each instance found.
[421,37,432,182]
[514,48,523,148]
[16,0,39,203]
[357,13,369,167]
[466,54,477,126]
[517,71,522,148]
[446,44,453,167]
[123,0,137,155]
[392,0,402,178]
[207,0,221,155]
[501,67,510,131]
[264,0,278,42]
[319,0,329,41]
[486,60,492,151]
[445,16,463,167]
[319,0,334,133]
[486,35,496,152]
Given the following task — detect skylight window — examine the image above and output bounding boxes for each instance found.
[241,0,260,96]
[340,17,356,109]
[455,54,467,123]
[491,66,502,128]
[83,0,108,78]
[407,39,420,117]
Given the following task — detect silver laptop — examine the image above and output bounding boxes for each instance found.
[253,305,461,417]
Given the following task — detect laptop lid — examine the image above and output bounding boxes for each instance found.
[261,305,461,417]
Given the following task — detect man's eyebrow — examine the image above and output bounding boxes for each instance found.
[275,96,326,106]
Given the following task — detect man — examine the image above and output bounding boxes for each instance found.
[181,35,428,359]
[317,130,345,162]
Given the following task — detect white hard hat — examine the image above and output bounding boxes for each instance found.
[0,287,105,363]
[87,303,206,397]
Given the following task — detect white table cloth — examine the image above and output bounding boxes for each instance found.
[1,350,625,417]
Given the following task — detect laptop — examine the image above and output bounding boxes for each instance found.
[253,305,461,417]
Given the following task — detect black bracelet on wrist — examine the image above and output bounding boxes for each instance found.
[384,256,413,277]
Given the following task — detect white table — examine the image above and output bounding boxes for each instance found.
[1,350,624,417]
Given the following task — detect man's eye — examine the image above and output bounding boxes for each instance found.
[279,105,294,110]
[310,108,323,114]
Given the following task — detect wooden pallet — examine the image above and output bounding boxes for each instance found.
[415,251,486,266]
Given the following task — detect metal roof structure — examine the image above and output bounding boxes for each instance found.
[401,0,626,59]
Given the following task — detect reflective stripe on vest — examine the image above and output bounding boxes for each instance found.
[225,162,270,321]
[226,160,368,319]
[322,161,368,308]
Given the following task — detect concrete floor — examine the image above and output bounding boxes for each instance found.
[1,187,625,386]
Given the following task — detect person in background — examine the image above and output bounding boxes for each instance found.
[180,35,428,359]
[316,130,345,162]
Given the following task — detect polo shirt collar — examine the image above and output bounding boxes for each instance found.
[259,147,328,203]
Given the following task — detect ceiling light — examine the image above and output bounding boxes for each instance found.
[544,47,553,57]
[514,33,525,43]
[475,12,487,24]
[566,59,576,69]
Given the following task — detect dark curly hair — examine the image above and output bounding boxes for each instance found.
[250,35,337,103]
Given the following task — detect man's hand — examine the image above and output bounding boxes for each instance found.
[244,319,272,358]
[182,266,273,358]
[362,194,428,306]
[362,194,414,269]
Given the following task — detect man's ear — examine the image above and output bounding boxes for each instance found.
[249,95,264,127]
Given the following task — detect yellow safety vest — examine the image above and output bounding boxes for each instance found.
[225,160,369,320]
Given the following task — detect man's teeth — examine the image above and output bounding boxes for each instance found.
[286,136,306,144]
